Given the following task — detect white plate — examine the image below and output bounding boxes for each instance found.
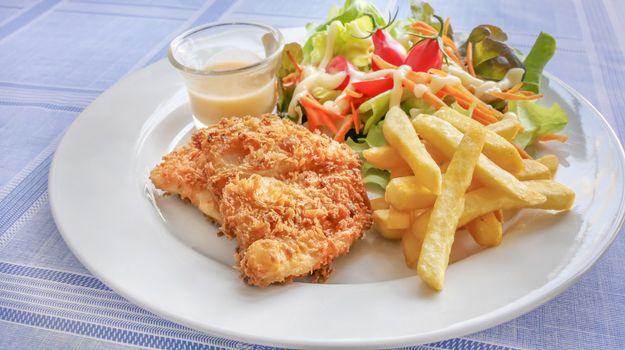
[49,28,625,349]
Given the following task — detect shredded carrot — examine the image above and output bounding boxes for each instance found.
[345,89,363,98]
[443,85,503,122]
[489,91,544,101]
[506,82,524,94]
[444,47,464,68]
[335,117,353,142]
[351,101,361,133]
[539,134,569,143]
[443,17,450,38]
[372,55,430,83]
[286,50,302,77]
[519,90,537,96]
[428,68,448,76]
[466,42,476,77]
[402,78,446,109]
[514,143,533,159]
[301,94,344,121]
[299,95,339,133]
[281,72,299,87]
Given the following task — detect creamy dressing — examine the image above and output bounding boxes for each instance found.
[389,65,410,108]
[350,68,396,81]
[287,69,347,119]
[429,74,461,93]
[443,65,484,88]
[412,84,429,98]
[188,56,276,126]
[319,21,342,69]
[474,68,525,102]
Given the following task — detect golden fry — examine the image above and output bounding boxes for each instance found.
[373,209,406,239]
[514,159,552,180]
[402,209,431,268]
[434,108,523,173]
[363,145,409,170]
[412,115,545,204]
[486,116,522,141]
[385,176,437,211]
[525,180,575,210]
[370,197,389,211]
[536,154,559,178]
[466,211,503,247]
[384,107,442,194]
[417,127,486,291]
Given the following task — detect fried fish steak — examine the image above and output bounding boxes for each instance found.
[149,114,372,287]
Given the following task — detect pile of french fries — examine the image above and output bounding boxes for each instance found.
[365,106,575,291]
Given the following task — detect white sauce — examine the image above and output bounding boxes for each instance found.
[475,68,525,102]
[503,111,518,121]
[319,21,342,69]
[429,74,461,93]
[412,84,429,98]
[443,65,484,88]
[288,69,346,119]
[350,68,396,81]
[389,65,410,108]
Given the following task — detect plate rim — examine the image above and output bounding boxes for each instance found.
[49,36,625,350]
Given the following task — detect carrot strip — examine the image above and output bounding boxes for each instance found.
[443,17,450,38]
[345,89,363,98]
[428,68,448,76]
[299,95,339,133]
[403,78,446,109]
[286,50,302,76]
[371,54,430,83]
[351,101,361,133]
[443,85,503,122]
[514,143,533,159]
[489,91,544,101]
[466,42,476,77]
[444,46,464,67]
[539,134,568,143]
[506,82,524,94]
[335,117,353,142]
[301,94,344,121]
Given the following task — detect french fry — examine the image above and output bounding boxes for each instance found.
[514,159,552,180]
[363,145,409,170]
[537,154,559,178]
[402,209,432,268]
[373,209,407,239]
[389,164,414,179]
[434,108,523,173]
[486,116,522,141]
[458,179,571,226]
[412,115,546,204]
[466,211,503,247]
[525,180,575,210]
[384,107,442,194]
[385,176,437,211]
[423,141,448,165]
[417,127,486,290]
[370,197,389,211]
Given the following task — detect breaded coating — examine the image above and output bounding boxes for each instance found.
[150,115,372,286]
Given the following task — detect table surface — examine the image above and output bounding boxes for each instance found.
[1,0,624,349]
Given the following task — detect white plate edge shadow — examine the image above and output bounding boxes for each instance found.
[48,28,625,349]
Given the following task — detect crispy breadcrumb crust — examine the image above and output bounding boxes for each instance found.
[150,114,372,286]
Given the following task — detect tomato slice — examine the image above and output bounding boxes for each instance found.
[326,55,355,90]
[351,77,394,97]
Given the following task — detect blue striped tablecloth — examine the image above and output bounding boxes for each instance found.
[1,1,624,349]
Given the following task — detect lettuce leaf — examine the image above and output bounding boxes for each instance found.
[462,24,523,81]
[510,100,568,148]
[347,121,390,191]
[303,0,383,69]
[522,32,556,93]
[276,42,303,118]
[360,90,391,134]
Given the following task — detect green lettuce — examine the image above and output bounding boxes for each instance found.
[510,100,568,148]
[347,121,390,191]
[276,42,303,118]
[462,25,524,81]
[303,0,384,69]
[360,90,391,134]
[522,32,556,93]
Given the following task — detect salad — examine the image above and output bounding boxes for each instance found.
[277,0,568,190]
